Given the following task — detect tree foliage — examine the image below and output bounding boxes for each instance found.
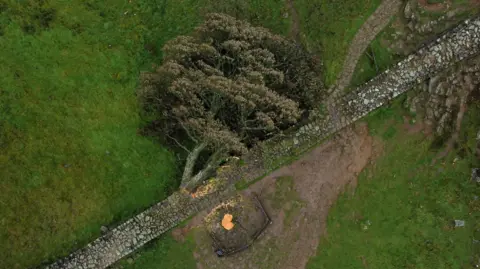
[138,13,325,191]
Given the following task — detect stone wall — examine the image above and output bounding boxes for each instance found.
[44,16,480,269]
[44,187,233,269]
[291,17,480,151]
[405,54,480,136]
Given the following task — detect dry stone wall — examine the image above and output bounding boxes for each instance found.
[44,16,480,269]
[44,188,233,269]
[405,54,480,136]
[293,17,480,150]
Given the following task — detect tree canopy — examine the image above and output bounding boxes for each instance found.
[138,13,325,191]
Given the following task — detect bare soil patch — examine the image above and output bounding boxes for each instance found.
[417,0,450,12]
[286,0,301,42]
[173,122,377,269]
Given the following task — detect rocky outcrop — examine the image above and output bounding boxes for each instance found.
[405,55,480,136]
[389,0,477,56]
[44,16,480,269]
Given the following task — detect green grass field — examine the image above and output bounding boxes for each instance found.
[349,25,399,89]
[295,0,382,86]
[0,1,186,268]
[307,99,480,269]
[117,234,198,269]
[0,0,401,267]
[0,0,293,268]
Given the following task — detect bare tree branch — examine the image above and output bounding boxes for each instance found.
[180,142,207,187]
[166,134,191,153]
[243,127,271,131]
[178,121,198,143]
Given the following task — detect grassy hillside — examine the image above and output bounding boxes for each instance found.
[0,0,293,268]
[307,99,480,268]
[295,0,382,86]
[0,1,183,268]
[0,0,390,267]
[118,233,198,269]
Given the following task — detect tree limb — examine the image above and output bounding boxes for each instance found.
[178,121,198,143]
[180,142,207,187]
[181,148,226,191]
[166,134,191,153]
[243,127,271,131]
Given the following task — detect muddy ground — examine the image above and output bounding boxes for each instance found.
[172,122,382,269]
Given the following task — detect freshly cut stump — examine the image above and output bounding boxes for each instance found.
[205,194,269,255]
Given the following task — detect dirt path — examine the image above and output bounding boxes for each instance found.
[330,0,402,100]
[418,0,450,12]
[173,123,380,269]
[286,0,301,42]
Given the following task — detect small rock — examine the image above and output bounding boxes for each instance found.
[100,226,108,233]
[293,138,299,145]
[127,258,134,264]
[404,1,413,19]
[473,168,480,183]
[454,220,465,227]
[63,164,71,168]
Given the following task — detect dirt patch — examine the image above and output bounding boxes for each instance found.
[179,122,376,269]
[417,0,450,12]
[286,0,301,42]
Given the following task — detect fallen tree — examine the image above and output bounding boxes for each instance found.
[138,13,325,191]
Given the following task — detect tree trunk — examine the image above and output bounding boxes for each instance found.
[180,146,226,192]
[182,161,216,191]
[180,142,207,187]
